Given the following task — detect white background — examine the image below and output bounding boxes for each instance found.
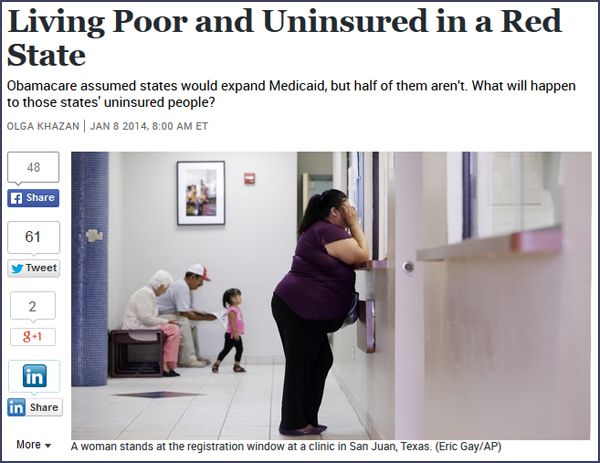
[2,1,597,461]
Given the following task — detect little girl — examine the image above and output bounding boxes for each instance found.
[212,288,246,373]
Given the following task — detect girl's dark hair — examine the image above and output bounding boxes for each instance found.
[298,189,348,235]
[223,288,241,307]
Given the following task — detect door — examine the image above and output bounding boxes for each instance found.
[301,173,333,212]
[392,153,425,438]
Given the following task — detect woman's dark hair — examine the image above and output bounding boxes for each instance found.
[298,189,348,235]
[223,288,242,307]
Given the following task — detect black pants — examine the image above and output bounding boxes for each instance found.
[217,333,243,362]
[271,293,333,430]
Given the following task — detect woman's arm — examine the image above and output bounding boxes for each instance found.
[324,204,369,265]
[135,291,169,327]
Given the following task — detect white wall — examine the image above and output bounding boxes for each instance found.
[108,154,124,330]
[108,152,297,363]
[298,152,333,176]
[423,153,591,439]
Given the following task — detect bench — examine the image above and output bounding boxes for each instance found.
[109,330,164,377]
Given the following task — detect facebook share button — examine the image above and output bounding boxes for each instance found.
[8,189,59,208]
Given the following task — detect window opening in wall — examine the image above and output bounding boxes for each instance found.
[372,152,379,260]
[347,152,365,227]
[462,152,477,239]
[462,152,563,240]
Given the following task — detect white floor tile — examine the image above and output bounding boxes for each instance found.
[169,430,220,439]
[124,419,179,432]
[321,425,371,440]
[222,412,271,426]
[72,430,122,440]
[72,363,369,441]
[117,430,171,440]
[170,421,223,436]
[220,425,270,440]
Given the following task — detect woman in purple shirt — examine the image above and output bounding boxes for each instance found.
[272,189,369,436]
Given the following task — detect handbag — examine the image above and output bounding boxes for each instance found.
[327,291,359,333]
[341,291,360,328]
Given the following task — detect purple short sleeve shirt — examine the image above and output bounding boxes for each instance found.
[274,220,356,320]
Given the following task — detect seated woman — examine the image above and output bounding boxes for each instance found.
[122,270,182,377]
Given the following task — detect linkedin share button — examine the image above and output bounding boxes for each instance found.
[8,189,59,208]
[7,398,63,417]
[8,361,60,395]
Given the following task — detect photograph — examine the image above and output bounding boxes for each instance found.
[177,161,225,225]
[69,151,591,442]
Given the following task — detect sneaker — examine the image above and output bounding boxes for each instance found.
[162,370,180,377]
[211,364,219,373]
[180,359,209,368]
[233,365,246,373]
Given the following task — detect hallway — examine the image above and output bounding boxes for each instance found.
[71,151,591,442]
[72,363,370,440]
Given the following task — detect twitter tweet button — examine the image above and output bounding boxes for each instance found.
[7,260,60,278]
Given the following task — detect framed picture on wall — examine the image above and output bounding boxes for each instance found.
[177,161,225,225]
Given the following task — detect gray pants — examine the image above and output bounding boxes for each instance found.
[161,313,203,364]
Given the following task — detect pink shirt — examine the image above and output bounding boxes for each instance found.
[226,306,245,336]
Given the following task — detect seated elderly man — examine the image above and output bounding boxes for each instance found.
[122,270,181,377]
[157,264,217,368]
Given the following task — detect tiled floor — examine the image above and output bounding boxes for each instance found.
[72,364,370,440]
